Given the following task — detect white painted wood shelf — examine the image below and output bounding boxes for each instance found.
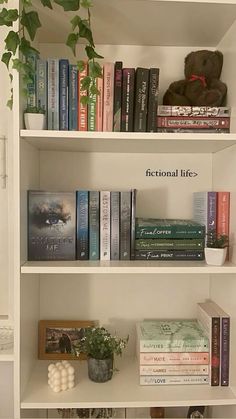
[21,358,236,409]
[0,351,14,362]
[21,261,236,274]
[20,130,236,154]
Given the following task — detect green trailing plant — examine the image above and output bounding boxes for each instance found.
[0,0,103,109]
[206,233,229,249]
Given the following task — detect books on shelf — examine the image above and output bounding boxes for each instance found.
[135,219,205,239]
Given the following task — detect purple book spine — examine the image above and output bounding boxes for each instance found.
[207,191,217,235]
[221,317,230,386]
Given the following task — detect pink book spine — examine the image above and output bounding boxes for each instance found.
[78,63,88,131]
[140,364,209,376]
[96,68,103,131]
[139,352,209,365]
[217,192,230,236]
[102,62,114,131]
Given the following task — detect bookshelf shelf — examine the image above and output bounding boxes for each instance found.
[21,358,236,409]
[0,352,14,362]
[21,261,236,275]
[21,130,236,154]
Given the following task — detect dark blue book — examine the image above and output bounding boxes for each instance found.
[28,191,76,260]
[89,191,100,260]
[147,68,159,132]
[59,59,69,130]
[76,191,89,260]
[131,189,137,260]
[69,64,78,131]
[120,191,131,260]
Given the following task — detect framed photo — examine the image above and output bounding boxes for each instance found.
[38,320,95,360]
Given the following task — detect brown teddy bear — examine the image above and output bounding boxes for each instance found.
[163,50,227,107]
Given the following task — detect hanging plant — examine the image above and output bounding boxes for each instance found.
[0,0,103,108]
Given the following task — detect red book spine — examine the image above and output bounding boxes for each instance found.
[96,68,103,131]
[78,64,88,131]
[157,116,230,129]
[103,62,114,132]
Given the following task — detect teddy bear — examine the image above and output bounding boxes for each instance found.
[163,50,227,107]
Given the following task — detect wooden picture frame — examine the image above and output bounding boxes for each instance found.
[38,320,95,360]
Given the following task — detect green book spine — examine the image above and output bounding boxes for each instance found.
[88,64,97,131]
[135,238,204,250]
[135,219,205,239]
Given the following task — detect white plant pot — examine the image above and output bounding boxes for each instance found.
[24,113,46,130]
[204,247,227,266]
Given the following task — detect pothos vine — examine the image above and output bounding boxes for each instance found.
[0,0,103,108]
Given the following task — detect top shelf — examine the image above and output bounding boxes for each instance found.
[21,130,236,154]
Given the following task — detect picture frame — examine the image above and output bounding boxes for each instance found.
[38,320,96,360]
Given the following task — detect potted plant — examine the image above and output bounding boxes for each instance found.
[204,233,229,266]
[24,106,46,130]
[75,327,128,383]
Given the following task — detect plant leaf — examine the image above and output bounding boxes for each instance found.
[66,32,79,56]
[20,10,42,41]
[90,82,99,95]
[22,0,33,6]
[4,9,19,22]
[53,0,80,11]
[4,31,20,54]
[1,51,12,68]
[0,0,8,4]
[19,37,39,57]
[81,0,93,8]
[77,60,85,72]
[7,97,13,110]
[89,61,103,78]
[40,0,53,8]
[85,46,103,60]
[80,95,89,106]
[0,8,13,26]
[70,15,81,30]
[79,19,94,47]
[80,75,91,90]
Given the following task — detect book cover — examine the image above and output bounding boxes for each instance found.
[27,52,37,109]
[59,59,69,131]
[193,191,217,244]
[113,61,123,132]
[96,68,103,131]
[197,302,220,386]
[147,68,159,132]
[136,320,209,353]
[135,238,204,250]
[89,191,100,260]
[103,62,115,132]
[88,62,97,131]
[157,106,231,117]
[130,189,137,260]
[120,191,131,260]
[139,352,209,365]
[100,191,110,260]
[76,191,89,260]
[140,364,209,376]
[157,116,230,129]
[69,64,78,131]
[28,191,76,260]
[121,68,135,132]
[135,249,204,260]
[140,375,209,385]
[36,59,48,125]
[134,67,149,132]
[78,63,88,131]
[48,58,59,130]
[135,218,205,239]
[110,191,120,260]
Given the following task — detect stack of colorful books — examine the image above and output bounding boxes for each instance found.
[136,319,210,385]
[135,218,205,260]
[157,106,230,133]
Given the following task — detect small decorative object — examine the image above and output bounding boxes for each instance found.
[163,50,227,106]
[48,360,75,392]
[204,234,229,266]
[187,406,205,418]
[75,326,128,383]
[24,106,46,130]
[150,407,165,418]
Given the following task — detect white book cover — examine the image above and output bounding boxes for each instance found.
[140,375,209,385]
[140,364,209,376]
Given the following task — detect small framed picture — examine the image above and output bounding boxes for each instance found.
[38,320,95,360]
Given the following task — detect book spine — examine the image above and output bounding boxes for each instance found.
[207,191,217,238]
[36,59,47,121]
[120,191,131,260]
[110,191,120,260]
[88,63,97,131]
[134,68,149,132]
[135,226,205,239]
[130,189,137,260]
[157,116,230,129]
[96,68,103,131]
[78,64,88,131]
[140,364,209,376]
[139,339,208,353]
[135,238,204,250]
[217,192,230,237]
[121,68,135,132]
[140,375,209,385]
[221,317,230,386]
[113,61,123,132]
[59,59,69,130]
[139,352,209,365]
[100,191,110,260]
[103,62,115,132]
[48,58,59,130]
[27,52,37,108]
[158,105,231,117]
[135,250,204,260]
[211,317,221,386]
[158,128,230,133]
[76,191,89,260]
[147,68,159,132]
[89,191,100,260]
[69,64,78,131]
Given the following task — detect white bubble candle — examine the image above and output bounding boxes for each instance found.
[48,361,75,392]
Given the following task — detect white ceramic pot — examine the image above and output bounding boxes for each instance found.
[24,113,46,130]
[204,247,227,266]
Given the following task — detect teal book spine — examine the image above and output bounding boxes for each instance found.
[27,52,38,108]
[89,191,100,260]
[76,191,89,260]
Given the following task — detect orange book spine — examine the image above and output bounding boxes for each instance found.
[78,64,88,131]
[96,68,103,131]
[217,192,230,236]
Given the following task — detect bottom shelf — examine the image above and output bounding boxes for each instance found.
[21,358,236,409]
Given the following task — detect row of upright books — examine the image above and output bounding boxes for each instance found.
[27,54,160,132]
[157,106,231,133]
[28,190,136,261]
[136,299,230,386]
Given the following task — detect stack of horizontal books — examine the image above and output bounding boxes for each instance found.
[157,106,230,133]
[136,319,210,385]
[134,218,205,260]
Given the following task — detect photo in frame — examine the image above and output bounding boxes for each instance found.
[38,320,96,360]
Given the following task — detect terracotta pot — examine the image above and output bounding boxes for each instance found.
[204,247,227,266]
[87,357,113,383]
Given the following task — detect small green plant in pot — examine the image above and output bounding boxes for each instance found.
[205,233,229,266]
[24,106,46,130]
[75,327,128,383]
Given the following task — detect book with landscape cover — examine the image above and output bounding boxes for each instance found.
[139,352,209,365]
[113,61,123,131]
[134,67,149,132]
[135,249,204,260]
[135,238,204,250]
[76,191,89,260]
[28,191,76,261]
[136,320,209,353]
[135,218,205,239]
[121,68,135,132]
[147,68,159,132]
